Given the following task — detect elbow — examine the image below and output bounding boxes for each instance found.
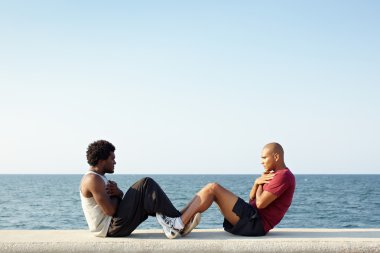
[103,206,117,216]
[256,203,264,209]
[104,209,116,216]
[256,201,268,209]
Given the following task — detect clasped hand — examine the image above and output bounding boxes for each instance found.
[255,171,275,185]
[106,180,123,198]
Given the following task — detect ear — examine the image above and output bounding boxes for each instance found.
[97,159,105,167]
[274,153,280,162]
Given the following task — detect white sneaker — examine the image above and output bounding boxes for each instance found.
[181,212,201,237]
[161,224,181,239]
[156,213,181,239]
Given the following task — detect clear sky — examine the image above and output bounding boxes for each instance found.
[0,1,379,174]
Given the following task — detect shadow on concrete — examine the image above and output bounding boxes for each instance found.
[267,230,380,239]
[127,230,380,240]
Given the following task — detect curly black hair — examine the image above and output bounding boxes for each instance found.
[86,140,115,166]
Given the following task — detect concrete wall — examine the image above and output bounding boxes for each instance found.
[1,228,379,253]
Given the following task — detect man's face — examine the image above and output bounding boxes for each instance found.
[261,148,275,172]
[104,151,116,174]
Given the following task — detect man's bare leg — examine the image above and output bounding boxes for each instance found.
[180,183,240,226]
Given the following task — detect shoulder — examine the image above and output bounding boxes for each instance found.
[81,173,106,197]
[284,168,295,179]
[82,173,104,184]
[278,168,294,178]
[280,168,296,186]
[271,169,294,184]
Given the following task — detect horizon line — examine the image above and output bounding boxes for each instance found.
[1,173,379,175]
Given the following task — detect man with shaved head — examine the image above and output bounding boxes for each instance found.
[157,142,296,237]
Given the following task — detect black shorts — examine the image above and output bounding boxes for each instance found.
[223,197,266,236]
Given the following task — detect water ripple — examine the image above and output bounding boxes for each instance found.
[0,174,379,229]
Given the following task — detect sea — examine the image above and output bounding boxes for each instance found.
[0,174,379,230]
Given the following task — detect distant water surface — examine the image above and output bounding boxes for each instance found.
[0,174,379,229]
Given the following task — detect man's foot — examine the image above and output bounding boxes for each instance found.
[181,212,201,237]
[156,213,182,239]
[161,224,181,239]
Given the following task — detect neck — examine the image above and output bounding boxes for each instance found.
[90,166,105,175]
[274,163,287,172]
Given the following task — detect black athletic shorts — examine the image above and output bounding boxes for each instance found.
[223,197,266,236]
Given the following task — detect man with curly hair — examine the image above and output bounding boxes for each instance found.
[80,140,200,239]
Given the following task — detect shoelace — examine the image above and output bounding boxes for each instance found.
[162,215,176,228]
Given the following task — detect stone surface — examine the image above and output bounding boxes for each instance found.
[0,228,379,253]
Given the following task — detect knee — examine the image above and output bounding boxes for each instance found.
[142,177,157,186]
[205,182,221,194]
[142,177,153,182]
[133,177,155,188]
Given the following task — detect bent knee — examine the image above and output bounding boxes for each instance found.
[205,182,221,194]
[133,177,154,188]
[142,176,153,182]
[142,177,156,185]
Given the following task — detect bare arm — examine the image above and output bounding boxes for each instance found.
[84,175,119,216]
[255,186,278,209]
[249,172,278,209]
[249,172,274,201]
[106,180,124,199]
[249,183,259,202]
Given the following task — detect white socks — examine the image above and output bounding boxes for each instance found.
[174,217,184,230]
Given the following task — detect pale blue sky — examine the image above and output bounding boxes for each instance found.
[0,1,379,174]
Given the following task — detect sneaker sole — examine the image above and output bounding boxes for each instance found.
[156,213,181,239]
[162,225,180,239]
[181,212,201,237]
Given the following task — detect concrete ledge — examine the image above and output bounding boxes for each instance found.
[1,228,379,253]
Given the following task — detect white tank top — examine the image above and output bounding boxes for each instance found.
[80,171,112,237]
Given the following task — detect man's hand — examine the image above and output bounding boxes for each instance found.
[106,180,123,199]
[249,171,274,201]
[249,171,278,208]
[83,174,120,216]
[255,171,275,185]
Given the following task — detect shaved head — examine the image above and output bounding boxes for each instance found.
[261,142,286,171]
[263,142,284,158]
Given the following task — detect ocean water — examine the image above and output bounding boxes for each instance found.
[0,174,379,230]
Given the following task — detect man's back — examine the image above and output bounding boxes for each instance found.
[80,171,112,237]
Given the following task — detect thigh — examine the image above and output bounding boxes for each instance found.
[212,184,240,226]
[116,179,146,218]
[223,198,265,236]
[108,180,148,236]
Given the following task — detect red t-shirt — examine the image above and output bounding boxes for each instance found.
[250,168,296,233]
